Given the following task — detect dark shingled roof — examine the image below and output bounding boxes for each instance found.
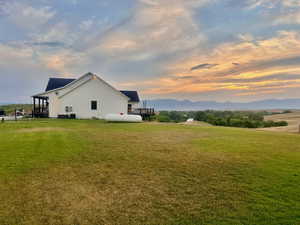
[45,78,76,91]
[45,78,140,102]
[120,91,140,102]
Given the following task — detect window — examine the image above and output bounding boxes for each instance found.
[65,106,73,113]
[128,104,132,113]
[91,101,97,110]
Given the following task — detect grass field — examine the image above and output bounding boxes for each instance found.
[0,119,299,225]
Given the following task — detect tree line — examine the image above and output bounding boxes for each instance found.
[154,110,288,128]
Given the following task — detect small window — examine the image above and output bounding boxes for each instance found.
[128,104,132,113]
[65,106,73,113]
[91,101,97,110]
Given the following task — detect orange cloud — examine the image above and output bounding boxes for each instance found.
[122,31,300,99]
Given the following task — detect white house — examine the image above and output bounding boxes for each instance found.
[32,72,140,119]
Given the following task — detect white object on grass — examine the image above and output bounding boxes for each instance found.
[0,116,23,121]
[105,114,142,123]
[186,118,194,123]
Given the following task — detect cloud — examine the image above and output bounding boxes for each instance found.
[242,0,300,25]
[79,19,94,30]
[0,43,35,68]
[273,10,300,25]
[1,0,300,102]
[29,41,66,48]
[246,0,278,9]
[243,0,300,9]
[0,1,56,29]
[122,30,300,100]
[281,0,300,7]
[30,22,75,46]
[93,0,210,61]
[190,63,218,71]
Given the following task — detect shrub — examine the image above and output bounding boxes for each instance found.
[274,121,288,126]
[283,110,292,114]
[157,115,171,123]
[263,120,275,128]
[195,111,207,121]
[169,111,186,123]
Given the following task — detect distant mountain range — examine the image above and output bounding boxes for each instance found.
[145,99,300,111]
[0,103,13,106]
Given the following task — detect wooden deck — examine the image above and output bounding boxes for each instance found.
[130,108,155,120]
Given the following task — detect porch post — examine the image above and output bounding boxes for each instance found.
[42,99,44,113]
[33,97,36,118]
[46,99,49,116]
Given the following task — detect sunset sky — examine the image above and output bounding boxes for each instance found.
[1,0,300,103]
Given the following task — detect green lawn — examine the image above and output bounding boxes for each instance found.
[0,120,299,225]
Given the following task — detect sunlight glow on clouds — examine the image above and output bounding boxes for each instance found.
[97,0,206,60]
[122,31,300,99]
[0,0,300,102]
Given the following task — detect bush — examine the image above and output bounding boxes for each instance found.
[195,111,207,121]
[157,115,171,123]
[283,110,292,114]
[228,119,244,127]
[263,120,275,128]
[274,121,288,126]
[169,111,186,123]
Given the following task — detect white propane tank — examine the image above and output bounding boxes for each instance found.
[105,114,142,123]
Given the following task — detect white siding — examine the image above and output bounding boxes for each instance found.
[129,102,140,109]
[39,74,95,118]
[39,92,59,118]
[56,77,128,119]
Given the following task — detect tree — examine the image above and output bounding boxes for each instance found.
[195,111,207,121]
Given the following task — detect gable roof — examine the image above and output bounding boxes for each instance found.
[120,91,140,102]
[45,78,76,91]
[44,75,140,102]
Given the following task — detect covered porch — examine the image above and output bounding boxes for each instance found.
[32,96,49,118]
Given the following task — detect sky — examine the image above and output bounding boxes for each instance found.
[1,0,300,103]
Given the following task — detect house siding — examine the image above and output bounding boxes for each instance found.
[57,77,128,119]
[37,73,135,119]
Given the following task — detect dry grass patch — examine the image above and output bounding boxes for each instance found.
[17,127,70,133]
[0,153,243,225]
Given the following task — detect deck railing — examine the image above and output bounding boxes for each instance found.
[32,109,49,118]
[130,108,155,120]
[131,108,154,115]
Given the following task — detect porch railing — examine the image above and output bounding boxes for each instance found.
[130,108,155,120]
